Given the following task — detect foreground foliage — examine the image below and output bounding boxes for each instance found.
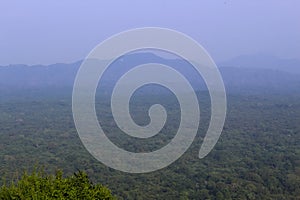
[0,169,115,200]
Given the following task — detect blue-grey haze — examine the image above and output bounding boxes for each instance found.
[0,0,299,65]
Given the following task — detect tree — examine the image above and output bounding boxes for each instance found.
[0,169,115,200]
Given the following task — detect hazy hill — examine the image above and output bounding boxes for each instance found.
[219,54,300,74]
[0,53,299,95]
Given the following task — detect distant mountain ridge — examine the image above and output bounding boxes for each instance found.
[218,54,300,74]
[0,53,299,94]
[0,61,81,89]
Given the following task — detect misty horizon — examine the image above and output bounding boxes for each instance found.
[1,1,299,66]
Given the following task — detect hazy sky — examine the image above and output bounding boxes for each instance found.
[0,0,299,65]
